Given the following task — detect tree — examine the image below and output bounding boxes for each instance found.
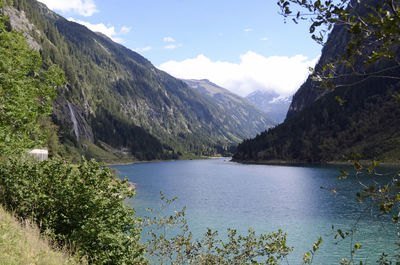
[277,0,400,89]
[0,8,64,155]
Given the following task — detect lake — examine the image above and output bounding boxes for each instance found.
[112,158,398,264]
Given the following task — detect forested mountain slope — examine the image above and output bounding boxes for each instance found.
[2,0,274,161]
[233,1,400,163]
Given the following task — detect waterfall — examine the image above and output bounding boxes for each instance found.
[67,100,80,141]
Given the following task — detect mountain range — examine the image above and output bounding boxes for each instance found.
[2,0,275,161]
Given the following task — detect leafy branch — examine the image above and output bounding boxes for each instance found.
[277,0,400,90]
[143,192,293,265]
[321,155,400,264]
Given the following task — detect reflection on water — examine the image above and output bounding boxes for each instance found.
[112,158,398,263]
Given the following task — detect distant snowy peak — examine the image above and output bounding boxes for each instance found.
[247,90,276,99]
[246,90,292,124]
[269,96,291,104]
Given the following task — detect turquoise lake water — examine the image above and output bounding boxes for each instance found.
[112,158,398,264]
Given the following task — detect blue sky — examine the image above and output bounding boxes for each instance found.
[38,0,322,97]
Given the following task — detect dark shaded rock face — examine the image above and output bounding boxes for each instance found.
[52,96,94,142]
[287,0,382,119]
[287,23,350,118]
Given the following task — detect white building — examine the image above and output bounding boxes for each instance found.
[29,149,48,161]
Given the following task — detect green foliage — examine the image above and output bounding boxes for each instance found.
[302,237,322,264]
[39,117,65,158]
[347,157,400,227]
[0,11,64,155]
[144,193,292,264]
[316,157,400,264]
[0,157,147,264]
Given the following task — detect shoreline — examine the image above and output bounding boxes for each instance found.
[108,157,400,168]
[230,159,400,167]
[106,155,227,166]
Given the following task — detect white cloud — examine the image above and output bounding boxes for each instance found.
[120,26,131,34]
[158,52,319,97]
[68,18,130,43]
[244,28,253,32]
[135,46,152,52]
[260,37,269,41]
[163,36,176,42]
[38,0,98,17]
[164,43,182,50]
[164,44,176,50]
[69,18,115,38]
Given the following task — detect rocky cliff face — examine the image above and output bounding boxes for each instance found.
[287,0,383,119]
[286,24,350,118]
[52,96,94,142]
[1,6,41,51]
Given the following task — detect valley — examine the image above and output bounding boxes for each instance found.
[2,0,276,163]
[1,0,399,264]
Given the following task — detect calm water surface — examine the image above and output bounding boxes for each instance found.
[112,158,398,264]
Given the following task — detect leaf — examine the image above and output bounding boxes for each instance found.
[335,96,347,106]
[337,229,345,239]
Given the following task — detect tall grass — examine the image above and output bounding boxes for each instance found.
[0,206,84,265]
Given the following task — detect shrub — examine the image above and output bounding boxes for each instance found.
[0,157,147,264]
[144,193,292,264]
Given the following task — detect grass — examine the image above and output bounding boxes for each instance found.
[83,140,138,164]
[0,205,84,265]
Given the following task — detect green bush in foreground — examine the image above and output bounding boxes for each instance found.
[0,157,146,264]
